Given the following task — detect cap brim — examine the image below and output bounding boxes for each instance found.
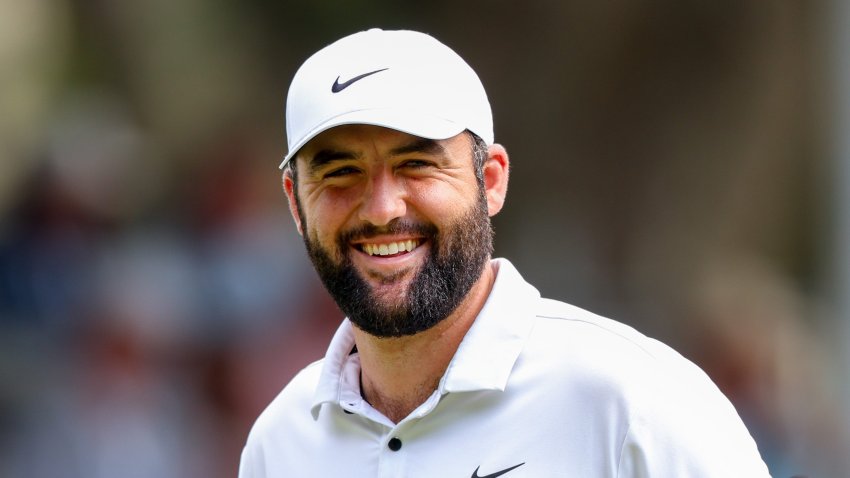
[279,108,466,169]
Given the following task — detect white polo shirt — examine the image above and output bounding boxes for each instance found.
[239,258,770,477]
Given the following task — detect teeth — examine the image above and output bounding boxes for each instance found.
[362,240,420,256]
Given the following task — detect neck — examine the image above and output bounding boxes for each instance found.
[353,260,497,423]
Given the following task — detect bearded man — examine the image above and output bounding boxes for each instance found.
[239,29,770,477]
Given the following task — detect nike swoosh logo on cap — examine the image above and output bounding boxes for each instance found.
[471,462,525,478]
[331,68,389,93]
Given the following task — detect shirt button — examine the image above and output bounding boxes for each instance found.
[387,437,402,451]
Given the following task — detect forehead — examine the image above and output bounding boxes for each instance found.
[304,124,413,149]
[294,125,470,165]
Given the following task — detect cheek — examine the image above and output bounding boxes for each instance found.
[304,188,360,240]
[407,179,478,218]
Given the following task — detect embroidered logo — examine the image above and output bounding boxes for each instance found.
[331,68,389,93]
[471,462,525,478]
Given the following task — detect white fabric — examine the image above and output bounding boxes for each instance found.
[280,29,493,169]
[239,258,771,477]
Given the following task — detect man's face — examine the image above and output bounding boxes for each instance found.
[287,125,493,337]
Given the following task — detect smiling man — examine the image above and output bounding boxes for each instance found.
[292,126,500,345]
[239,29,770,477]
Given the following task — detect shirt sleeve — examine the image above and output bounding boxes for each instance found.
[618,412,772,477]
[615,358,772,477]
[238,444,265,478]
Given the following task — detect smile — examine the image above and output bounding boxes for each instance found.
[359,239,421,257]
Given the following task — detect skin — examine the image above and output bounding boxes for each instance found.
[283,124,510,422]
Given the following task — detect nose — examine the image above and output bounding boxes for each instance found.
[358,168,407,226]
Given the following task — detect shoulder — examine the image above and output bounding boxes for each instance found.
[524,298,769,475]
[240,360,324,477]
[244,359,324,446]
[527,298,685,373]
[523,297,737,426]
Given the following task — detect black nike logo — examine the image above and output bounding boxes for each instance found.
[471,462,525,478]
[331,68,388,93]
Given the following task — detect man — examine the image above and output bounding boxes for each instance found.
[239,29,770,477]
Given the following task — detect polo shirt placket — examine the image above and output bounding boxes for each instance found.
[339,357,449,478]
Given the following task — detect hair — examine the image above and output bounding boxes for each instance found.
[469,131,488,189]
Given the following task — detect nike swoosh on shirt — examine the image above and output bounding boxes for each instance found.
[331,68,389,93]
[471,462,525,478]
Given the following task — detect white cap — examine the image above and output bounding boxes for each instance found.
[280,28,493,169]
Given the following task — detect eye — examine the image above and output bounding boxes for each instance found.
[323,166,360,179]
[399,159,433,169]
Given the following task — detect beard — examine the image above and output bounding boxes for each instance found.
[301,191,493,338]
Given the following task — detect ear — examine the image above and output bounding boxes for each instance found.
[483,144,510,216]
[283,168,304,236]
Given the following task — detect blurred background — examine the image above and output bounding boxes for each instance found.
[1,1,848,476]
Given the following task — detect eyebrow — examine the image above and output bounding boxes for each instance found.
[388,137,446,157]
[307,149,359,175]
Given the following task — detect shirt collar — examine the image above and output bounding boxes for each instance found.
[311,319,357,419]
[310,258,539,419]
[440,258,539,394]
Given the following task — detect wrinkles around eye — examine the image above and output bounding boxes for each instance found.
[323,166,361,179]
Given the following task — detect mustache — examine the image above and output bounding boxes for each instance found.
[337,219,438,244]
